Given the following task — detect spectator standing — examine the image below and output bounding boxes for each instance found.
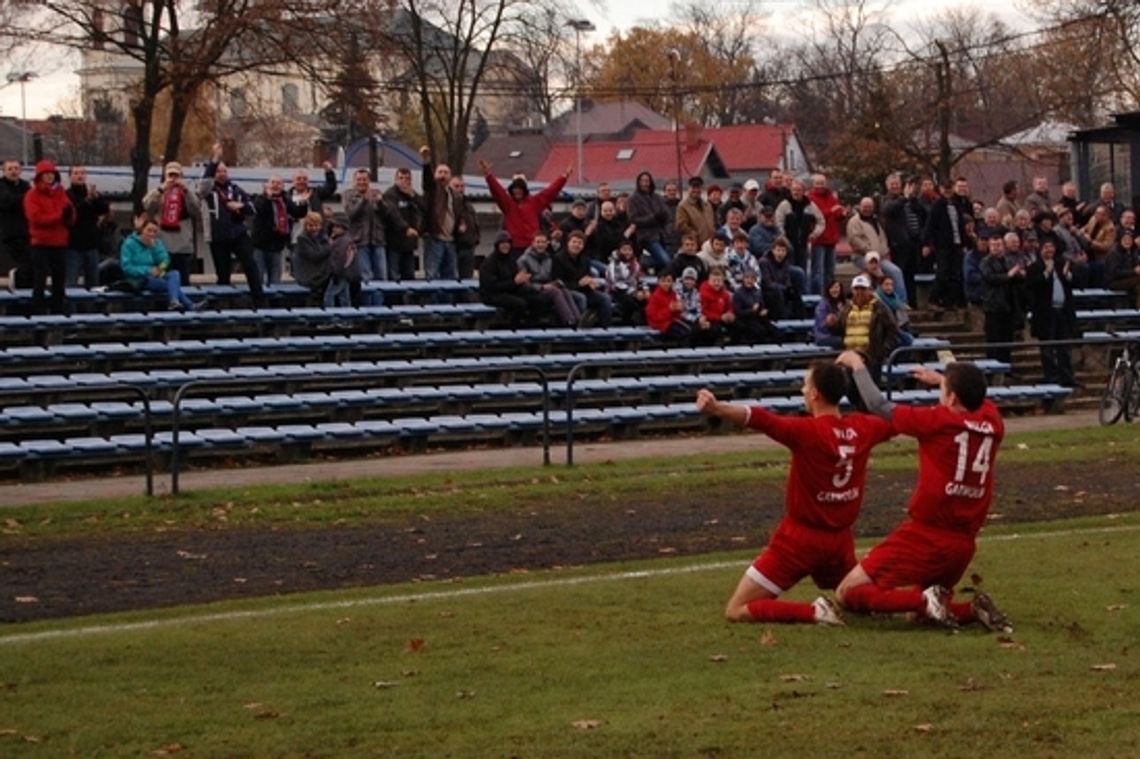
[748,205,779,258]
[882,175,927,308]
[143,161,201,287]
[1091,183,1126,223]
[289,162,336,222]
[662,179,681,254]
[705,184,724,223]
[980,234,1024,365]
[450,175,480,280]
[675,176,716,248]
[922,179,973,309]
[343,168,415,304]
[479,157,570,255]
[119,217,196,311]
[1026,239,1078,387]
[1081,204,1116,287]
[0,158,30,288]
[1023,176,1051,219]
[759,170,788,211]
[627,170,672,273]
[382,167,425,281]
[994,180,1020,227]
[197,149,264,307]
[65,165,109,289]
[422,147,463,281]
[251,175,306,286]
[773,179,823,272]
[23,160,74,313]
[806,174,845,294]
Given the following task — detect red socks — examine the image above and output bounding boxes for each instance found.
[746,598,816,624]
[842,584,923,614]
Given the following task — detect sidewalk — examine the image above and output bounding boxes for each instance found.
[0,410,1103,507]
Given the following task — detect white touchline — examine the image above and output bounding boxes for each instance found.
[2,522,1138,646]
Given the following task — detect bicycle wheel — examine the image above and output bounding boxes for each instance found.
[1127,364,1140,422]
[1099,360,1128,425]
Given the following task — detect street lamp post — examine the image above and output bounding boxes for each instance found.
[667,50,682,188]
[5,71,37,168]
[566,19,595,185]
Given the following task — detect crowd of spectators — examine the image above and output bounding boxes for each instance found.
[1,147,1137,386]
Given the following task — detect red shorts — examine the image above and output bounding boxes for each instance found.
[860,520,976,590]
[748,519,856,594]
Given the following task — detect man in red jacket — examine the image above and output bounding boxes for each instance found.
[807,173,846,295]
[479,158,571,254]
[23,160,75,314]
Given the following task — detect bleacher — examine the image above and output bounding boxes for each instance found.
[0,276,1101,482]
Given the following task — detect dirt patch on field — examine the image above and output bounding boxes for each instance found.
[2,459,1137,623]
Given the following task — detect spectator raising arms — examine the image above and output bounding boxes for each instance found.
[480,157,570,254]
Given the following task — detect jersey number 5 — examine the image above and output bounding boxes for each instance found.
[953,431,993,484]
[833,444,856,488]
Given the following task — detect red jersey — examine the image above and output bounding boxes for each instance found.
[699,280,734,323]
[892,400,1005,536]
[746,406,894,531]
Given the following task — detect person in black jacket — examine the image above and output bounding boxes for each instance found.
[881,174,927,308]
[197,148,265,307]
[478,231,544,325]
[1,158,31,289]
[65,166,110,289]
[1026,239,1078,387]
[451,175,480,280]
[553,230,612,327]
[922,179,974,309]
[382,167,425,281]
[626,171,672,273]
[251,175,307,286]
[979,234,1025,364]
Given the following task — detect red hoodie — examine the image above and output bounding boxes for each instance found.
[699,280,734,323]
[807,187,845,247]
[485,172,568,250]
[646,285,681,334]
[23,160,74,248]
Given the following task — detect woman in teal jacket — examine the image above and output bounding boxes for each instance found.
[120,217,196,311]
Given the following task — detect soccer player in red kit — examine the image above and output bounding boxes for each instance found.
[696,361,895,626]
[834,351,1013,632]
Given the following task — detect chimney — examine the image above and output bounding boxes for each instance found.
[685,123,701,149]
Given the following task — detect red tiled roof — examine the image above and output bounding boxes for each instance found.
[634,124,795,172]
[533,134,715,187]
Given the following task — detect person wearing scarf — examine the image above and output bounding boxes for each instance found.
[251,174,306,286]
[143,162,202,287]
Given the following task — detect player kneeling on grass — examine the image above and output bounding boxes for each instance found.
[696,361,895,626]
[833,351,1013,632]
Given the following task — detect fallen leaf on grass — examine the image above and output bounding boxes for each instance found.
[405,639,425,653]
[1016,443,1029,450]
[958,678,987,692]
[708,654,728,662]
[759,629,778,647]
[456,690,476,699]
[373,681,398,689]
[13,596,38,604]
[335,617,351,625]
[242,703,263,710]
[401,670,419,678]
[913,724,933,734]
[997,636,1024,650]
[572,720,601,730]
[1054,484,1070,491]
[657,547,677,555]
[826,682,842,689]
[0,729,17,736]
[1106,604,1127,612]
[21,734,42,743]
[1090,663,1117,672]
[882,689,909,697]
[780,674,809,683]
[150,743,184,756]
[175,550,207,561]
[253,710,280,720]
[232,577,247,584]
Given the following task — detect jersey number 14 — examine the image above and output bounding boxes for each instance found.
[953,431,993,484]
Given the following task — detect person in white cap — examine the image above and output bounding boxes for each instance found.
[836,273,899,381]
[742,178,762,230]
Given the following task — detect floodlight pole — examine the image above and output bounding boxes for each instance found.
[6,72,37,167]
[566,19,595,185]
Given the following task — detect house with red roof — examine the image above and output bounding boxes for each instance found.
[633,123,811,183]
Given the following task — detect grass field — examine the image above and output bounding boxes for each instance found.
[3,511,1138,757]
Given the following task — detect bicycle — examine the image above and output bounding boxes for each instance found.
[1099,340,1140,425]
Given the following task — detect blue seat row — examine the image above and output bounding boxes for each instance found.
[1075,308,1140,324]
[0,384,1076,469]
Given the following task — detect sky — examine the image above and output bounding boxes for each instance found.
[0,0,1029,121]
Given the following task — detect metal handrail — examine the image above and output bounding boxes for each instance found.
[0,382,155,496]
[169,364,551,494]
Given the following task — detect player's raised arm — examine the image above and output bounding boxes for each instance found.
[695,388,749,427]
[836,351,895,420]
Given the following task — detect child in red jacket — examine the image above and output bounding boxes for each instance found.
[23,160,75,314]
[699,267,735,342]
[646,271,689,342]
